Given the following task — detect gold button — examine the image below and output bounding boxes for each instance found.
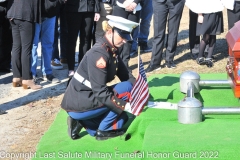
[117,102,120,105]
[113,99,116,102]
[116,68,118,71]
[113,54,116,57]
[122,106,124,108]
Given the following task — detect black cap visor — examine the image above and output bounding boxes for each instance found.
[114,27,132,41]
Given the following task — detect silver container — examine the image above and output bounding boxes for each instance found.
[180,71,200,93]
[178,97,203,124]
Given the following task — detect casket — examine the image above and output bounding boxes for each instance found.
[226,20,240,97]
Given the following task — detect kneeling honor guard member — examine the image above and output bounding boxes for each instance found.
[61,15,139,140]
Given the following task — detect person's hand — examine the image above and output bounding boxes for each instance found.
[94,13,100,21]
[126,2,137,11]
[123,0,132,8]
[198,14,203,24]
[124,102,132,114]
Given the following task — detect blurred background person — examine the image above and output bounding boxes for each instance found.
[188,10,200,60]
[145,0,185,73]
[7,0,42,89]
[0,0,12,73]
[51,3,68,70]
[112,0,141,71]
[31,0,64,84]
[186,0,224,68]
[130,0,153,57]
[95,0,115,42]
[226,0,240,30]
[64,0,100,77]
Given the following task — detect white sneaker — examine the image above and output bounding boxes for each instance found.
[51,59,63,70]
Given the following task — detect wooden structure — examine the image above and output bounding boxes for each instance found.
[226,21,240,98]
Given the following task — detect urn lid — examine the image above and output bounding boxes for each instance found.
[180,71,200,80]
[178,97,202,108]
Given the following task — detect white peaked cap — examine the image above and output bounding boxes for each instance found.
[106,15,139,32]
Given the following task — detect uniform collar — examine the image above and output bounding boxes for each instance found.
[103,36,118,53]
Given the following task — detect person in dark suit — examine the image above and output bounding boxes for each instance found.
[145,0,185,73]
[0,0,12,73]
[227,0,240,30]
[64,0,100,77]
[189,10,200,59]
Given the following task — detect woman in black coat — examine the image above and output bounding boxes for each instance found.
[64,0,100,77]
[7,0,42,89]
[0,0,12,73]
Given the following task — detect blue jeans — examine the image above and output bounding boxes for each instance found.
[52,4,68,60]
[131,0,153,52]
[31,17,56,76]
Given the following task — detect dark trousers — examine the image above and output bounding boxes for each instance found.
[52,4,68,60]
[0,2,12,70]
[66,12,94,70]
[150,0,184,65]
[112,5,140,71]
[189,10,200,51]
[227,1,240,30]
[10,19,34,79]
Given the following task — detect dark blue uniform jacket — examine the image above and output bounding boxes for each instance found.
[61,36,136,114]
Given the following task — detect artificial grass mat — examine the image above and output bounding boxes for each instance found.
[143,120,240,160]
[33,73,240,160]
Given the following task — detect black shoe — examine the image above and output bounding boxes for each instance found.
[139,42,152,53]
[205,58,214,68]
[43,74,60,83]
[165,61,176,69]
[204,54,216,61]
[196,57,206,65]
[33,75,43,84]
[0,109,7,115]
[130,50,137,57]
[145,64,161,73]
[67,116,83,140]
[95,129,125,141]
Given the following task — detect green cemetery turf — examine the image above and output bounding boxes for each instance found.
[33,73,240,160]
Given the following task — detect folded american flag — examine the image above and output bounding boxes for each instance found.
[130,54,149,116]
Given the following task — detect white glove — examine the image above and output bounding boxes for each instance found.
[124,102,132,114]
[198,14,204,24]
[122,0,133,8]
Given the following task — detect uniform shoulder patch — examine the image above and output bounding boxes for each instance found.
[96,57,106,69]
